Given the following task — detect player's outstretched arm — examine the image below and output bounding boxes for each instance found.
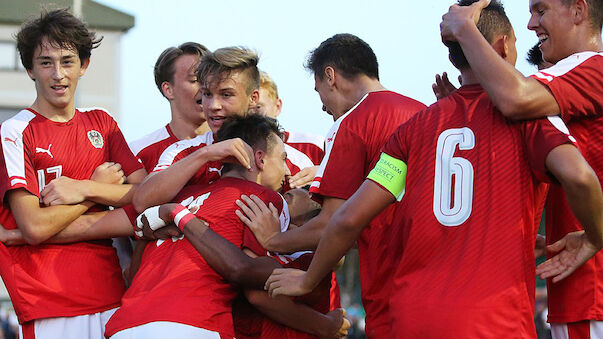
[132,139,253,212]
[440,0,560,120]
[540,144,603,281]
[245,289,350,338]
[546,144,603,249]
[266,180,395,297]
[143,203,280,289]
[237,195,345,253]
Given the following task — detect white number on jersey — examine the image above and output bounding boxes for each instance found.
[433,128,475,226]
[37,165,63,193]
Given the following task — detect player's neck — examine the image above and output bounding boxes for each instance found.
[349,76,386,100]
[30,98,76,122]
[169,115,201,140]
[459,69,479,86]
[222,167,260,184]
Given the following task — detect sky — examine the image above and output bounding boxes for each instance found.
[95,0,538,142]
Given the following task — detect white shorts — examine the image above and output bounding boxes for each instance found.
[20,307,117,339]
[110,321,222,339]
[551,320,603,339]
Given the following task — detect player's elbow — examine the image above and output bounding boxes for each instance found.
[558,162,599,194]
[496,97,533,121]
[244,289,270,308]
[19,226,49,245]
[330,211,362,236]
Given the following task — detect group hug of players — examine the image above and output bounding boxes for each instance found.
[0,0,601,338]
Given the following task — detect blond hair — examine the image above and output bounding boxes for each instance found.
[197,46,259,94]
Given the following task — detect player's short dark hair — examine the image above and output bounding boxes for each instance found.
[154,42,209,98]
[16,8,102,70]
[196,47,260,95]
[561,0,603,30]
[447,0,512,70]
[215,114,284,173]
[306,33,379,80]
[526,43,544,68]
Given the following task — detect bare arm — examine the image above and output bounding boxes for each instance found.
[1,208,135,245]
[535,145,603,282]
[266,181,395,296]
[133,139,252,212]
[245,289,349,338]
[440,0,560,119]
[151,203,279,288]
[8,189,94,245]
[546,144,603,248]
[39,167,147,207]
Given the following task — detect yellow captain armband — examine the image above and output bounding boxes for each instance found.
[367,153,407,201]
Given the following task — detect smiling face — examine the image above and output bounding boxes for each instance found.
[259,133,290,191]
[168,54,204,126]
[528,0,575,63]
[27,36,89,117]
[201,70,259,134]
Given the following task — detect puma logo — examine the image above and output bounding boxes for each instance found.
[3,137,17,146]
[208,167,222,175]
[36,144,53,158]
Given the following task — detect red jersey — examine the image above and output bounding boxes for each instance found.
[104,177,287,337]
[0,108,143,323]
[375,85,574,338]
[128,124,178,173]
[309,90,425,337]
[531,52,603,323]
[284,131,325,165]
[234,253,334,339]
[152,131,221,185]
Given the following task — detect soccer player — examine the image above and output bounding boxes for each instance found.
[131,46,260,212]
[0,9,146,338]
[264,1,603,337]
[104,115,348,338]
[129,42,209,173]
[440,0,603,336]
[238,34,426,338]
[255,71,325,188]
[125,42,209,281]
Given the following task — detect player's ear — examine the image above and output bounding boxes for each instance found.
[572,0,588,25]
[491,35,507,59]
[325,67,336,87]
[249,89,260,107]
[79,58,90,77]
[162,81,174,100]
[255,150,265,171]
[275,98,283,116]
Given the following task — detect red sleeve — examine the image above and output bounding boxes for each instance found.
[0,129,39,200]
[313,127,367,200]
[530,56,603,122]
[520,116,576,182]
[105,115,144,176]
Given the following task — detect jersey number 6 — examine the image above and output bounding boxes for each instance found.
[433,128,475,227]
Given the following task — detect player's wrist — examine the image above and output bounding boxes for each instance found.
[168,204,196,231]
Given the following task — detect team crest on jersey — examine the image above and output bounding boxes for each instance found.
[87,130,104,149]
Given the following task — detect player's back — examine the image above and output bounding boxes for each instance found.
[105,177,282,338]
[383,84,573,338]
